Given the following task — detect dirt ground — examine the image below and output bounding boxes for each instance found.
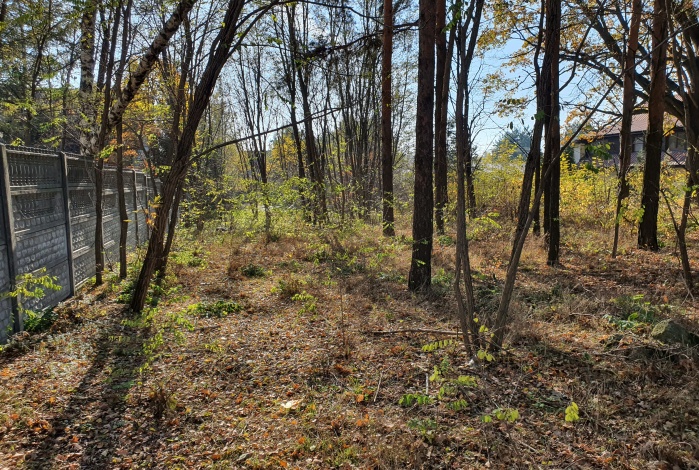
[1,223,698,469]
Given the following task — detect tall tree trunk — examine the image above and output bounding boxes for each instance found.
[130,0,245,312]
[543,0,561,266]
[512,1,545,255]
[612,0,641,258]
[493,0,550,346]
[638,0,668,251]
[116,120,128,278]
[434,0,448,234]
[453,0,484,353]
[155,183,183,279]
[665,3,694,289]
[533,154,541,235]
[78,0,102,284]
[78,2,97,154]
[116,0,132,279]
[408,0,436,291]
[381,0,394,236]
[287,5,326,224]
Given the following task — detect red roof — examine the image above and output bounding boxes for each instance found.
[601,113,683,136]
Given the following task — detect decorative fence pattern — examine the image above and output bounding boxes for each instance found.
[0,145,154,343]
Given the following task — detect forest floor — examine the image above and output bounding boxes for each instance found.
[1,220,698,469]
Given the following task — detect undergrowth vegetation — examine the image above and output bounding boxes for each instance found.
[0,163,697,468]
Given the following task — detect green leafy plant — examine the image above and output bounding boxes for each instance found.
[605,294,658,330]
[291,292,317,314]
[565,402,580,423]
[483,408,519,423]
[430,268,454,296]
[189,300,242,318]
[399,393,433,407]
[422,339,455,352]
[407,418,438,443]
[1,269,61,333]
[170,247,207,268]
[272,278,307,299]
[477,349,494,362]
[447,399,469,412]
[454,375,478,387]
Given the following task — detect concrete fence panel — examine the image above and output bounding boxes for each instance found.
[0,145,153,342]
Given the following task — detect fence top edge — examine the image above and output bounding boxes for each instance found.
[3,146,148,174]
[6,145,60,158]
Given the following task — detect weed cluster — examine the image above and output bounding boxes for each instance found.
[188,300,242,318]
[273,278,307,299]
[240,263,266,278]
[605,294,661,330]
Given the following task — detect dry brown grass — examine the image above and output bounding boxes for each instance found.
[0,220,698,469]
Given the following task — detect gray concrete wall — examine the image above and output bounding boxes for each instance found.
[0,145,153,343]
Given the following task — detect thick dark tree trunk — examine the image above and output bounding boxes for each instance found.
[92,3,122,285]
[381,0,395,236]
[408,0,436,291]
[544,0,560,266]
[155,183,183,279]
[638,0,668,251]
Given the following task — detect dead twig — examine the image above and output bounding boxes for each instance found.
[373,372,383,403]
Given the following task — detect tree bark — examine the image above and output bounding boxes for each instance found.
[287,4,327,224]
[543,0,561,266]
[512,1,545,256]
[453,0,483,353]
[130,0,245,312]
[638,0,667,251]
[434,0,448,234]
[611,0,641,258]
[116,0,132,279]
[107,0,196,129]
[408,0,436,291]
[381,0,395,236]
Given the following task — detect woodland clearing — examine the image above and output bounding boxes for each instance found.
[1,212,698,469]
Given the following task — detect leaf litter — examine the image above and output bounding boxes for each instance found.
[0,226,697,469]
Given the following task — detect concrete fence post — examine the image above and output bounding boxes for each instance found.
[0,144,20,332]
[58,152,75,296]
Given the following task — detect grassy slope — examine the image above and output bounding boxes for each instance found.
[0,218,698,469]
